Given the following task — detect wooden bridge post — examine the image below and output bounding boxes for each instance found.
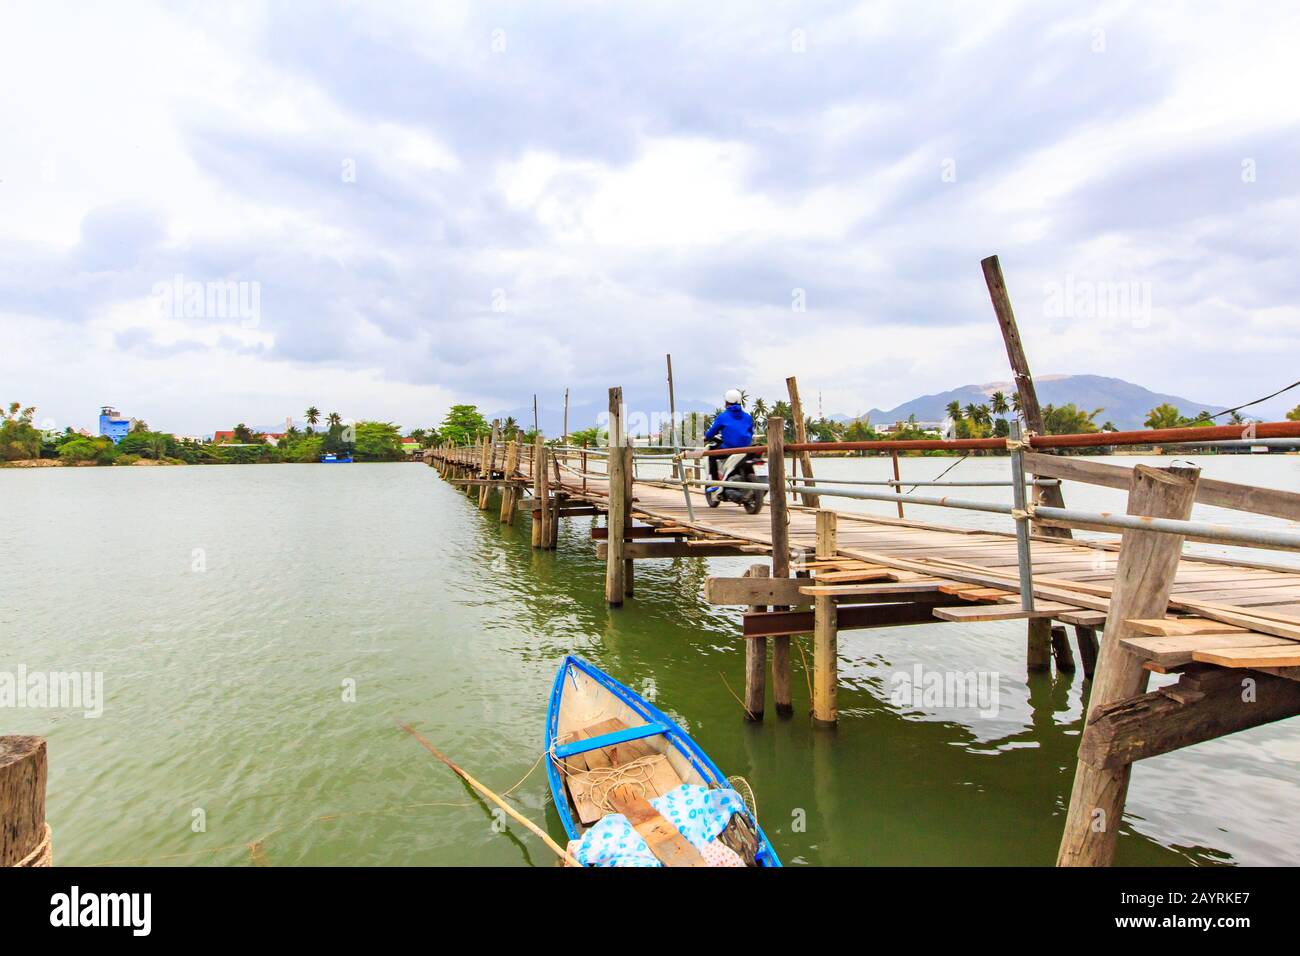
[500,440,520,523]
[1075,626,1100,679]
[479,420,499,509]
[530,433,545,548]
[766,416,794,716]
[1,736,50,866]
[813,509,839,725]
[1050,625,1076,673]
[785,377,819,507]
[1057,465,1200,867]
[743,564,770,721]
[890,451,904,518]
[621,446,633,594]
[538,442,552,547]
[605,387,628,606]
[1027,618,1053,673]
[981,253,1071,539]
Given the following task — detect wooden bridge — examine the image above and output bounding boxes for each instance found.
[427,257,1300,866]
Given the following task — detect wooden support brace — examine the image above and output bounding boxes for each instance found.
[1079,669,1300,769]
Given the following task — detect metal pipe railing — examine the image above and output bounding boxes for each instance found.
[786,475,1058,488]
[670,477,1300,554]
[692,419,1300,457]
[1008,422,1035,611]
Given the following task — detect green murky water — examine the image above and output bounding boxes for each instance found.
[3,456,1299,865]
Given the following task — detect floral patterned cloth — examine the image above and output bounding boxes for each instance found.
[569,784,749,868]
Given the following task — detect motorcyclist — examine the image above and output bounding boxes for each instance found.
[704,389,754,481]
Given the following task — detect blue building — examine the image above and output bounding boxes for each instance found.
[98,406,131,443]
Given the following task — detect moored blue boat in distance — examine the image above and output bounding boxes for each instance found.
[320,452,353,463]
[546,655,781,867]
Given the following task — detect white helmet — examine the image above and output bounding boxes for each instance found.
[724,388,742,406]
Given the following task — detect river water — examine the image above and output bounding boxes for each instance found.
[3,454,1299,866]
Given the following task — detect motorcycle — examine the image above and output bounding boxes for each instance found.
[703,435,767,514]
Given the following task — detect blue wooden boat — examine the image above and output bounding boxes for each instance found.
[545,655,780,867]
[319,452,353,463]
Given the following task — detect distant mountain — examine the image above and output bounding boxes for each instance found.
[864,375,1226,432]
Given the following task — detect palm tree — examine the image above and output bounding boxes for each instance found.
[305,406,320,434]
[327,412,342,428]
[502,416,519,438]
[964,402,981,423]
[145,433,168,459]
[945,400,963,421]
[1144,404,1182,430]
[1044,404,1104,435]
[990,391,1009,419]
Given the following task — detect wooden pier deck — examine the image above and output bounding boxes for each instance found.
[442,444,1300,652]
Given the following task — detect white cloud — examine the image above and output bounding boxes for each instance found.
[2,0,1299,433]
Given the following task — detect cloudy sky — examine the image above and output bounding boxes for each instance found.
[3,0,1298,434]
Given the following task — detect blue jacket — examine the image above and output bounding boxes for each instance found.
[705,405,754,449]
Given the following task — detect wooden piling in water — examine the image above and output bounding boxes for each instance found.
[500,439,520,523]
[1051,624,1077,673]
[531,433,545,549]
[1027,618,1052,673]
[1075,626,1099,679]
[813,509,839,726]
[743,564,770,721]
[479,420,499,509]
[549,449,564,550]
[605,387,627,606]
[1,736,50,867]
[1057,464,1200,867]
[538,442,552,547]
[766,416,793,717]
[621,446,633,593]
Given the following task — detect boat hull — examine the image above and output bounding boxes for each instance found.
[545,655,781,866]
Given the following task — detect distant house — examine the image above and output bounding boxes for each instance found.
[401,437,422,454]
[876,420,945,437]
[213,429,284,445]
[98,406,131,443]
